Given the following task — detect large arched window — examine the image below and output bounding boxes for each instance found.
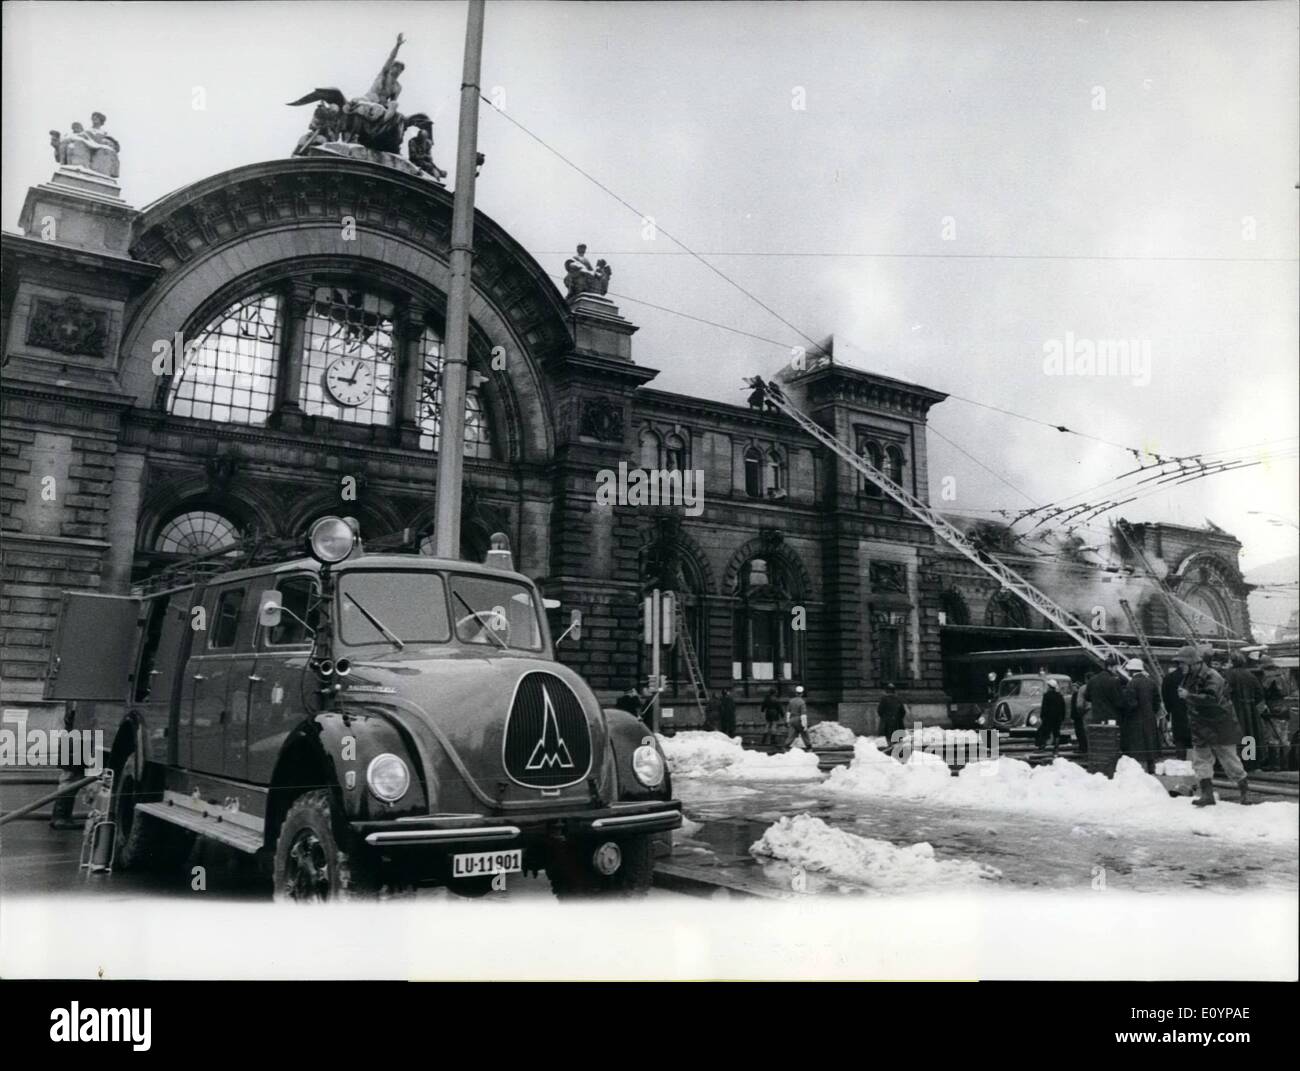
[417,326,493,457]
[985,591,1029,629]
[164,282,495,457]
[732,556,801,685]
[765,447,786,497]
[166,293,281,425]
[154,510,242,555]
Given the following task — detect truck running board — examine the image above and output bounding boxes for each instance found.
[135,799,265,855]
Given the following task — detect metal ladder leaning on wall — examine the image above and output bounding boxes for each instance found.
[672,599,711,723]
[757,378,1134,675]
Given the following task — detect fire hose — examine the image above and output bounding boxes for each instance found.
[0,773,100,825]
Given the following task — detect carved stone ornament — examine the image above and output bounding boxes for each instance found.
[579,396,624,442]
[563,244,612,300]
[869,560,908,594]
[26,296,109,357]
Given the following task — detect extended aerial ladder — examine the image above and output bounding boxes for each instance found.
[756,378,1136,675]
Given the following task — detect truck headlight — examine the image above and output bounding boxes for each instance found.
[1028,713,1040,727]
[631,744,665,788]
[308,516,356,563]
[366,753,410,802]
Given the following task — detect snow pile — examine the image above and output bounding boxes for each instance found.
[1155,759,1196,777]
[657,731,823,782]
[807,721,858,748]
[751,814,1000,892]
[819,740,1298,841]
[865,727,984,753]
[657,731,746,776]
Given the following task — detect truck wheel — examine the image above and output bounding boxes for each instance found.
[111,753,194,872]
[273,789,378,902]
[547,836,655,899]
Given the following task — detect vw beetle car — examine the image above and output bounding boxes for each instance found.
[976,673,1075,735]
[46,517,681,900]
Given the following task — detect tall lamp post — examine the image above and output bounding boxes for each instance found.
[432,0,487,559]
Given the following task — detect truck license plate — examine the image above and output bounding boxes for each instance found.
[452,849,522,878]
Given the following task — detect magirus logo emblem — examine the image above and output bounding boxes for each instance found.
[526,684,575,770]
[502,672,592,788]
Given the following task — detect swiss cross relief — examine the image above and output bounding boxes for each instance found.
[26,295,110,358]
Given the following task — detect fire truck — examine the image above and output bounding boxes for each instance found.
[44,517,680,900]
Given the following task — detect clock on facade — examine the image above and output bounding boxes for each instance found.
[324,356,375,407]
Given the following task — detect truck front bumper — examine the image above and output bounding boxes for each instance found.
[354,799,682,849]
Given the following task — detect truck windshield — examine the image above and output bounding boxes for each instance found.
[337,571,451,647]
[449,574,544,651]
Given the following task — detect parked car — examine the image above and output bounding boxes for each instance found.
[45,517,680,901]
[974,673,1075,735]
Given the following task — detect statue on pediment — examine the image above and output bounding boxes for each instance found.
[563,244,612,300]
[49,112,120,177]
[288,33,438,167]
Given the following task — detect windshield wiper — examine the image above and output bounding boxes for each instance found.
[344,592,404,650]
[452,590,508,649]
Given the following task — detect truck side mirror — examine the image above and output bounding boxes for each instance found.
[556,608,582,646]
[257,589,283,630]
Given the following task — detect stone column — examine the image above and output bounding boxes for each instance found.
[395,302,431,449]
[270,280,314,432]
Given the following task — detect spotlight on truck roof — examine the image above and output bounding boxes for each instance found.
[485,531,513,571]
[308,516,357,564]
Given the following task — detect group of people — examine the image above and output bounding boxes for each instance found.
[1041,645,1290,806]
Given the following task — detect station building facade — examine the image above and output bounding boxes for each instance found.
[0,152,1251,733]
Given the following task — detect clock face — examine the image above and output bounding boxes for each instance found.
[324,356,375,407]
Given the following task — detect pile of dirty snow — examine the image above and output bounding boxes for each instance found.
[657,731,823,783]
[806,721,858,748]
[819,740,1297,842]
[1155,759,1195,777]
[751,813,1000,892]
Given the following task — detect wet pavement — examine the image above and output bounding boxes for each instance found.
[670,778,1300,897]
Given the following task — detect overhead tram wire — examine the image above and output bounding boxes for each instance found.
[487,101,1291,485]
[532,249,1299,265]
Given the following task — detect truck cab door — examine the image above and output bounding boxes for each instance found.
[184,583,253,775]
[131,591,198,763]
[247,573,320,785]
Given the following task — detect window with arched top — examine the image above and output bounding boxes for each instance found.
[857,435,884,497]
[639,428,661,470]
[154,510,242,555]
[743,446,763,498]
[166,293,282,425]
[163,281,495,457]
[765,447,785,496]
[663,432,687,472]
[884,445,905,486]
[732,555,801,685]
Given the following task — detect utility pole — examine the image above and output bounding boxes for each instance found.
[433,0,487,559]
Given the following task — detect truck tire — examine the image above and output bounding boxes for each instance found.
[111,752,194,872]
[547,835,655,899]
[273,789,378,902]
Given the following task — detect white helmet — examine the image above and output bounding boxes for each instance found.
[1124,658,1145,673]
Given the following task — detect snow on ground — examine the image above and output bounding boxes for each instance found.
[658,731,823,782]
[1156,759,1195,777]
[751,813,1001,892]
[818,739,1298,842]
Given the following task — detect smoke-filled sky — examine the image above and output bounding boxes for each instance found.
[4,1,1297,593]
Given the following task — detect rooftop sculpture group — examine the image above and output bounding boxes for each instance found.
[563,244,613,301]
[288,33,447,181]
[49,112,120,179]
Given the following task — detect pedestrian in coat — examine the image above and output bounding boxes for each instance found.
[1225,653,1266,771]
[760,687,783,749]
[1121,658,1162,773]
[877,684,906,741]
[1176,645,1252,806]
[1085,656,1133,724]
[784,685,812,751]
[718,688,737,739]
[615,685,641,718]
[1036,678,1066,753]
[1161,664,1192,757]
[1070,680,1089,754]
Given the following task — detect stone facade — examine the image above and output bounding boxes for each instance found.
[1,154,1251,736]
